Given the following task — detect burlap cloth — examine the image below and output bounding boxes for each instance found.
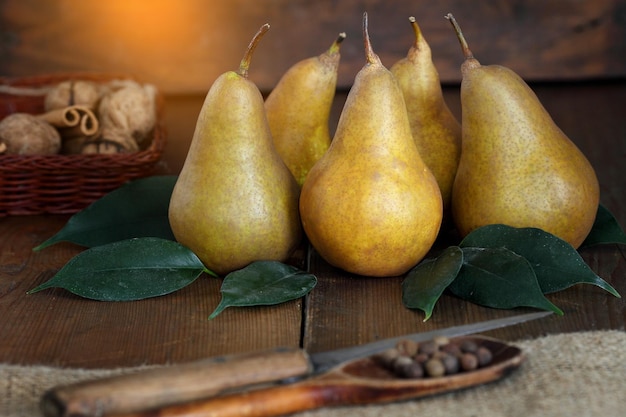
[2,330,625,417]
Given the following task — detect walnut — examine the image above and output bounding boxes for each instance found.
[81,131,138,154]
[98,80,157,150]
[44,80,103,112]
[0,113,61,155]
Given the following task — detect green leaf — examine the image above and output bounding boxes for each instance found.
[402,246,463,321]
[34,175,178,251]
[209,261,317,319]
[460,224,620,297]
[580,204,626,247]
[448,247,563,315]
[28,238,207,301]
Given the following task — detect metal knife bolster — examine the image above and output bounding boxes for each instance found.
[309,310,553,373]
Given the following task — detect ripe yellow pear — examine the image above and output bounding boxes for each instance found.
[390,16,461,210]
[300,13,443,277]
[446,14,600,248]
[169,24,302,276]
[265,33,346,186]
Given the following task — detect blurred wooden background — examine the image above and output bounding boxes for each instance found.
[1,0,625,94]
[1,0,625,371]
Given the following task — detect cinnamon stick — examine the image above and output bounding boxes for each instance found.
[37,105,99,137]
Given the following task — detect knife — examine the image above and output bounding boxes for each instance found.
[41,310,551,417]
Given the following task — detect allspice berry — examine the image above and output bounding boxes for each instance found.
[0,113,61,155]
[424,358,446,377]
[417,340,438,356]
[476,346,493,367]
[440,353,460,374]
[378,337,496,380]
[460,353,479,371]
[396,339,419,357]
[460,340,479,354]
[396,359,424,379]
[373,348,401,367]
[392,356,423,378]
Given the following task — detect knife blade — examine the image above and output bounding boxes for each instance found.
[41,310,551,417]
[310,310,553,373]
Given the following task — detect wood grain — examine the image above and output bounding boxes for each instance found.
[41,348,312,417]
[111,337,524,417]
[264,76,625,346]
[0,218,303,368]
[303,80,626,351]
[1,0,625,93]
[0,81,624,370]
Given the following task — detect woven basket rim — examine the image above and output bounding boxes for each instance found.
[0,71,148,87]
[1,73,166,215]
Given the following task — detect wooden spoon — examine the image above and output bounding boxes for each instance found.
[117,336,524,417]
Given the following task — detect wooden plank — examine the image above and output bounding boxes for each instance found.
[1,0,625,94]
[0,216,303,368]
[303,81,626,351]
[0,81,624,372]
[303,242,626,352]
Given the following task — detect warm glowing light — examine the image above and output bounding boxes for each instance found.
[55,0,233,92]
[87,1,201,52]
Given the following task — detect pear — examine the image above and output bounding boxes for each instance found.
[169,24,302,276]
[390,16,461,210]
[265,33,346,186]
[300,13,443,277]
[446,14,600,249]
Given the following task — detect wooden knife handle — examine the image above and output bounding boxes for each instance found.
[40,347,312,417]
[118,381,338,417]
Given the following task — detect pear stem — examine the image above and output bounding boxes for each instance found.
[239,23,270,78]
[362,12,378,65]
[408,16,422,46]
[445,13,474,60]
[328,32,347,55]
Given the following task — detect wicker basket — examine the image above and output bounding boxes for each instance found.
[0,73,166,216]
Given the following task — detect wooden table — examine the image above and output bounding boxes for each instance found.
[0,81,624,369]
